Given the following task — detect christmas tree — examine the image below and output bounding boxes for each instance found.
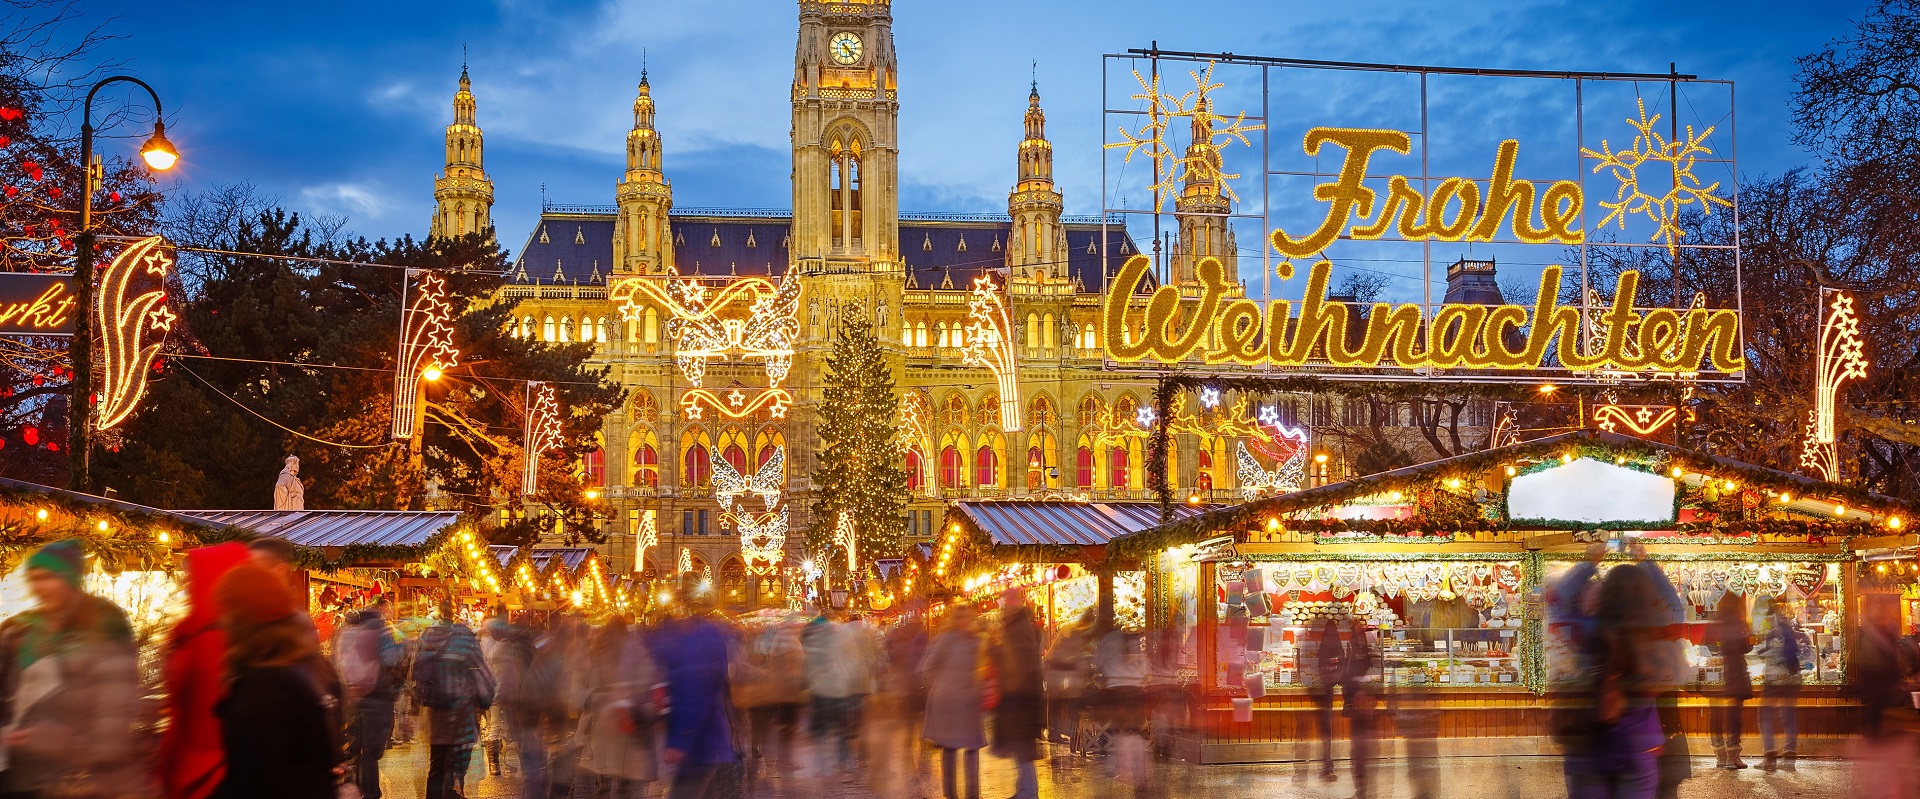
[809,316,911,575]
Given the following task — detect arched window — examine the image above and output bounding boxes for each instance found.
[1025,313,1040,349]
[901,322,913,346]
[1042,313,1056,350]
[827,130,865,249]
[520,316,534,338]
[975,430,1005,489]
[579,316,595,343]
[597,317,610,343]
[1080,325,1098,350]
[935,321,949,349]
[631,429,660,488]
[560,316,575,343]
[1109,444,1132,491]
[1114,394,1139,428]
[939,430,969,488]
[754,427,786,472]
[1077,394,1104,426]
[1026,430,1058,490]
[1026,394,1059,428]
[906,447,925,492]
[631,392,659,423]
[914,321,928,347]
[717,427,749,475]
[680,428,713,491]
[721,558,747,602]
[1076,435,1097,489]
[941,392,969,427]
[644,307,660,344]
[543,315,557,342]
[583,446,606,487]
[975,391,1000,426]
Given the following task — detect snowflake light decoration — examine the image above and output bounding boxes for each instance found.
[521,381,563,495]
[1582,97,1733,258]
[1106,60,1262,213]
[392,270,459,439]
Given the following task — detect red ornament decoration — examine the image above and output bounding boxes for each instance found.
[46,442,59,452]
[0,107,22,120]
[108,191,120,203]
[46,186,59,198]
[0,135,10,148]
[21,426,38,446]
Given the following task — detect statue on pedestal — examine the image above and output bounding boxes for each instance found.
[273,455,305,511]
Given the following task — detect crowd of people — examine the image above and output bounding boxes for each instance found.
[2,536,1919,799]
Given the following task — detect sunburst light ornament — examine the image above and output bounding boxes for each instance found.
[1582,98,1733,258]
[521,381,563,495]
[961,277,1021,431]
[392,270,459,439]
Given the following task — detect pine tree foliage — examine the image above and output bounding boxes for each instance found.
[808,316,910,573]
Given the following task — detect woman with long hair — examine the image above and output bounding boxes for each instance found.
[208,564,339,799]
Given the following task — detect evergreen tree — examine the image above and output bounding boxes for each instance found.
[808,316,910,575]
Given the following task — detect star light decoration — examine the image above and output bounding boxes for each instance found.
[1801,289,1868,481]
[95,237,176,432]
[960,276,1022,431]
[1106,60,1263,212]
[609,271,800,420]
[1582,97,1734,259]
[391,270,459,439]
[896,389,937,497]
[1592,404,1680,437]
[521,381,563,495]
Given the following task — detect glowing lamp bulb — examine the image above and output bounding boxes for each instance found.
[1723,481,1737,491]
[1445,478,1463,489]
[140,123,179,171]
[1313,453,1328,464]
[35,509,48,521]
[96,520,109,532]
[1779,493,1792,504]
[1670,467,1684,478]
[1537,384,1557,395]
[1187,494,1201,505]
[1890,516,1905,530]
[422,364,443,381]
[1561,453,1573,464]
[1505,465,1517,477]
[157,531,169,544]
[1834,505,1847,517]
[585,489,601,500]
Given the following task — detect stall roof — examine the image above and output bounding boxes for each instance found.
[489,545,596,573]
[950,500,1217,548]
[0,477,236,531]
[1115,429,1918,551]
[180,509,459,548]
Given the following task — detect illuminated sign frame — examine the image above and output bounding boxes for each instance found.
[0,273,78,335]
[1099,50,1744,385]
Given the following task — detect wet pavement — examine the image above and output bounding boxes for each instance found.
[373,731,1872,799]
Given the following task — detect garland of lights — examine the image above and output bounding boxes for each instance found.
[94,236,176,432]
[521,382,563,495]
[391,270,459,439]
[1802,289,1867,481]
[960,276,1021,431]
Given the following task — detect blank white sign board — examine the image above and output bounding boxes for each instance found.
[1506,458,1676,524]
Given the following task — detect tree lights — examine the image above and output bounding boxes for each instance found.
[808,317,911,568]
[392,270,459,439]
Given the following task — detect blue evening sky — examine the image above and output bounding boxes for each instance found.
[77,0,1864,295]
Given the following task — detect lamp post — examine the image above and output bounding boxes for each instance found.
[71,76,177,491]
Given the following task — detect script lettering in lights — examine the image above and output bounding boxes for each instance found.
[0,274,79,335]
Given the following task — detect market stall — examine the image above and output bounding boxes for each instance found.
[1111,430,1913,763]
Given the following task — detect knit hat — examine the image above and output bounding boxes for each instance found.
[25,539,84,588]
[215,563,297,626]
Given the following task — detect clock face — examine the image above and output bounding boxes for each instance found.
[829,32,863,65]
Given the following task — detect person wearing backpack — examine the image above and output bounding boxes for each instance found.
[336,596,404,799]
[413,602,494,799]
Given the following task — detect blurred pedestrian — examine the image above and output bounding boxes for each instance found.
[578,618,659,799]
[1707,593,1752,769]
[652,586,736,799]
[1042,611,1094,749]
[735,621,808,773]
[159,542,250,799]
[885,604,931,771]
[245,537,345,736]
[1557,561,1667,799]
[414,600,495,799]
[208,564,339,799]
[1848,600,1920,799]
[807,611,876,771]
[335,594,405,799]
[1753,595,1801,772]
[991,590,1044,799]
[480,609,520,777]
[1626,541,1689,799]
[922,606,986,799]
[0,539,144,798]
[1343,618,1381,799]
[1304,618,1344,781]
[1093,623,1149,786]
[511,618,575,797]
[1390,688,1440,799]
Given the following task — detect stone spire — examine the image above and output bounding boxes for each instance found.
[614,72,674,274]
[1173,97,1234,285]
[431,62,494,241]
[1007,80,1065,279]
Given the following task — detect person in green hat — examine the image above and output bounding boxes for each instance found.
[0,539,143,798]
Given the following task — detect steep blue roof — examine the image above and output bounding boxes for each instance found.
[510,205,1139,291]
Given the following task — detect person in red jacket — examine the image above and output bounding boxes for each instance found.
[158,542,251,799]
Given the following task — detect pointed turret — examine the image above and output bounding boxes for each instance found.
[614,71,674,274]
[1007,81,1065,280]
[431,63,494,241]
[1172,96,1234,285]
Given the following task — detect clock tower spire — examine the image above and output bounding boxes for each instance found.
[791,0,898,272]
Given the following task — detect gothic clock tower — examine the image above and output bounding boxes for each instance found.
[791,0,899,272]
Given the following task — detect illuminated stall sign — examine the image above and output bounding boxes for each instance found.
[0,274,78,335]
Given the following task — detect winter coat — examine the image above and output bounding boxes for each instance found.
[650,616,736,765]
[1709,618,1753,700]
[415,621,491,747]
[209,665,337,799]
[921,628,986,750]
[1758,615,1804,686]
[807,621,877,699]
[0,593,143,797]
[734,626,808,708]
[1043,626,1095,699]
[159,543,250,799]
[991,606,1045,761]
[580,634,660,781]
[1094,630,1148,690]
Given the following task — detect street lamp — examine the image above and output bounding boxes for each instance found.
[71,76,176,491]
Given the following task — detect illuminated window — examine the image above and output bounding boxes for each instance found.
[1077,394,1104,425]
[584,447,605,487]
[975,391,1000,425]
[631,429,660,488]
[1076,435,1096,489]
[1026,394,1058,427]
[644,307,660,344]
[597,317,610,343]
[1197,439,1217,492]
[544,316,556,342]
[936,321,949,349]
[915,321,928,347]
[1026,430,1058,490]
[717,426,749,475]
[939,430,969,488]
[901,322,912,346]
[560,316,575,343]
[631,392,658,423]
[942,392,969,426]
[521,315,534,338]
[975,430,1005,488]
[907,447,925,491]
[1109,445,1131,491]
[680,427,713,491]
[1026,313,1040,349]
[754,427,786,472]
[579,316,595,343]
[1042,313,1055,350]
